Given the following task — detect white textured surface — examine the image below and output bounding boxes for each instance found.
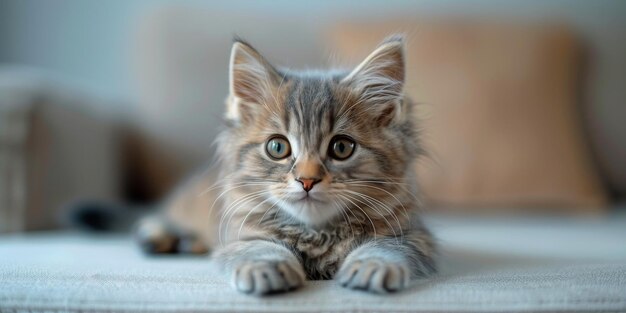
[1,215,626,312]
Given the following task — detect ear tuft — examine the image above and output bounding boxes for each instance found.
[380,33,405,46]
[232,35,253,48]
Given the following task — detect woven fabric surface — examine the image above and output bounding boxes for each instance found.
[1,215,625,313]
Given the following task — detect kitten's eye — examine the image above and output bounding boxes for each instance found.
[328,136,356,160]
[265,135,291,160]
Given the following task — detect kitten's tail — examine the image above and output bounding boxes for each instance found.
[63,200,150,232]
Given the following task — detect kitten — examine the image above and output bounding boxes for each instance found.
[136,35,436,295]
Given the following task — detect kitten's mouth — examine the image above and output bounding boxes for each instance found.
[299,195,319,202]
[293,192,325,203]
[279,191,337,226]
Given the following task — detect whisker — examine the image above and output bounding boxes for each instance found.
[331,198,355,240]
[218,189,269,245]
[238,191,287,240]
[207,183,276,226]
[336,194,377,239]
[344,190,404,242]
[345,183,410,219]
[257,192,287,226]
[375,174,423,204]
[342,192,397,239]
[331,192,364,233]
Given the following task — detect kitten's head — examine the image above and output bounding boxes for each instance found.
[220,35,420,227]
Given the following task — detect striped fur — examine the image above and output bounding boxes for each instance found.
[136,35,436,295]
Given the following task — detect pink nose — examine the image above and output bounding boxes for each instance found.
[296,178,321,192]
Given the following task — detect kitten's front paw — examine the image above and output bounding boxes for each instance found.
[337,258,410,293]
[232,259,306,295]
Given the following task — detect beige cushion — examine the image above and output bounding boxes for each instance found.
[329,21,608,213]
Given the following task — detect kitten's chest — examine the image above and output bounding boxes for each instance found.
[272,224,363,280]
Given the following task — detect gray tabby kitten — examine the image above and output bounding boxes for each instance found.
[136,35,436,295]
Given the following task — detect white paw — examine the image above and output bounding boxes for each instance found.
[232,259,306,295]
[337,258,410,293]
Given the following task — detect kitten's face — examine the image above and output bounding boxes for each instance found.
[222,37,418,227]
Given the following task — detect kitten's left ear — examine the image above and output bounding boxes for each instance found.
[227,39,281,123]
[342,35,405,126]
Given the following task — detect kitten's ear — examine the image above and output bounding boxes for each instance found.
[228,39,280,122]
[342,35,405,126]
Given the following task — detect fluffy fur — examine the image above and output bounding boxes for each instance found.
[136,35,436,295]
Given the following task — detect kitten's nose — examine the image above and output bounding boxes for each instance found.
[296,177,321,192]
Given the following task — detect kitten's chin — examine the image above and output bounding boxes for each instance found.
[278,197,339,227]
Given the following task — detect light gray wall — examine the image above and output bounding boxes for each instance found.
[1,0,625,194]
[1,0,624,103]
[0,0,152,102]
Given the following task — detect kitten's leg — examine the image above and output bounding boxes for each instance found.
[213,240,306,296]
[135,215,209,255]
[336,231,436,293]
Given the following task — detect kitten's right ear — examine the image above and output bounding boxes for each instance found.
[228,39,280,122]
[341,35,406,127]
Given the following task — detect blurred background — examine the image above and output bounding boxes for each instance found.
[1,0,625,233]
